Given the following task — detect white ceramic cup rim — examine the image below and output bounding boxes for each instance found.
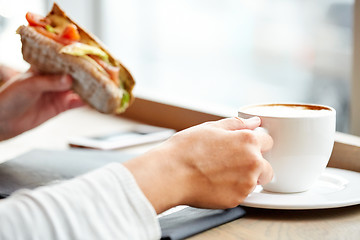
[238,103,336,119]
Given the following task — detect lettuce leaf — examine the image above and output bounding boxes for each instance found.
[60,42,109,62]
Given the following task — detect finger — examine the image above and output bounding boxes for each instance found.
[213,117,261,131]
[253,128,273,153]
[27,74,73,92]
[66,93,85,109]
[40,91,83,116]
[257,158,273,185]
[54,91,84,111]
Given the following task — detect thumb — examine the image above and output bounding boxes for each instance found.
[213,117,261,131]
[26,73,73,93]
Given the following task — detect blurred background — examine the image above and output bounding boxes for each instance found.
[0,0,355,133]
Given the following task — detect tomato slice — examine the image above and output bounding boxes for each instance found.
[61,24,80,41]
[104,64,120,85]
[91,56,120,85]
[33,26,57,40]
[33,26,76,45]
[26,12,50,27]
[27,11,80,45]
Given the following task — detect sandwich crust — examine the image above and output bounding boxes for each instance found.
[17,3,135,114]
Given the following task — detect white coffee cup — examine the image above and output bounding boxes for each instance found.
[238,103,336,193]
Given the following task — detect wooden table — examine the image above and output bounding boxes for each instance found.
[1,107,359,239]
[189,206,360,240]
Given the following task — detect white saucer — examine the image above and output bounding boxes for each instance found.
[241,168,360,210]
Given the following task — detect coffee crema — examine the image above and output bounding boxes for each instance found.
[241,104,332,118]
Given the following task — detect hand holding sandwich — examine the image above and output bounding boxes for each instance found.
[1,2,134,141]
[0,68,83,141]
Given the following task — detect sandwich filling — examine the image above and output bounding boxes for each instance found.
[24,11,130,111]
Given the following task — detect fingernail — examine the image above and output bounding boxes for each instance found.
[246,116,261,124]
[68,97,84,109]
[60,74,71,85]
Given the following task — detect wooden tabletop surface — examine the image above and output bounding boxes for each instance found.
[189,205,360,240]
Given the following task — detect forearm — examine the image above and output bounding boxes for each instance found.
[124,142,190,214]
[0,163,161,240]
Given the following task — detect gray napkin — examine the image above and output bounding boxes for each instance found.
[159,206,245,240]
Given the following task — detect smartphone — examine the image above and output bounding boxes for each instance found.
[68,125,175,150]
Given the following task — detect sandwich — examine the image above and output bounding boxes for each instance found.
[17,3,135,114]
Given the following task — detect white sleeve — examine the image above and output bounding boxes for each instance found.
[0,162,161,240]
